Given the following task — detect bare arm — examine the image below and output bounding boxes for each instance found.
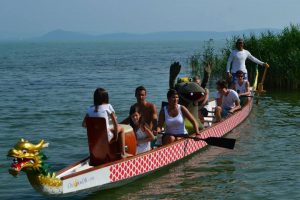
[181,105,199,134]
[201,89,209,106]
[229,100,241,114]
[233,84,237,91]
[150,103,158,132]
[110,112,119,135]
[82,114,88,128]
[137,123,155,144]
[216,92,222,107]
[239,81,251,97]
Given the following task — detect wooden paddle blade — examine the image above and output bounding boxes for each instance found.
[202,137,236,149]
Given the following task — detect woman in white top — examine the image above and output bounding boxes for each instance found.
[129,107,155,154]
[157,89,200,145]
[226,38,269,84]
[233,70,251,106]
[82,88,132,158]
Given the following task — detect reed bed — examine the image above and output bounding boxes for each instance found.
[189,24,300,90]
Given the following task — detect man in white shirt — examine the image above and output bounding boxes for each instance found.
[226,38,269,84]
[215,80,241,122]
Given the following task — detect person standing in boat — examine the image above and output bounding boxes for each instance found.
[157,89,200,145]
[215,80,241,122]
[121,86,158,132]
[226,38,269,85]
[129,106,155,154]
[82,88,132,158]
[233,70,251,106]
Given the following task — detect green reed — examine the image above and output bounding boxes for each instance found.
[187,39,217,79]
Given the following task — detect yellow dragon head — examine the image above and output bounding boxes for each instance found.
[7,138,49,176]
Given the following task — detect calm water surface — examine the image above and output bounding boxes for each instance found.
[0,41,299,200]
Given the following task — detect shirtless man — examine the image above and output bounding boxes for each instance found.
[121,86,158,132]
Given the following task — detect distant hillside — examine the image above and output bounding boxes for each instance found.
[32,28,281,41]
[34,29,97,41]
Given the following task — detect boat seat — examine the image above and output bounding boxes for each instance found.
[86,117,121,166]
[203,107,215,128]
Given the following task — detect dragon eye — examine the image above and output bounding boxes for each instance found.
[22,150,27,154]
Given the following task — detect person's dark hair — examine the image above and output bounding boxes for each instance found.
[129,106,141,129]
[236,70,244,76]
[192,75,200,82]
[135,86,147,96]
[216,80,228,89]
[167,89,178,99]
[129,105,139,116]
[93,88,109,112]
[236,38,244,48]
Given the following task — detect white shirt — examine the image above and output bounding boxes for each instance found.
[235,81,247,94]
[226,49,264,73]
[87,104,115,141]
[135,128,151,154]
[164,105,188,135]
[222,90,239,110]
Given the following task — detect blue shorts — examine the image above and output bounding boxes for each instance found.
[221,108,231,117]
[232,73,248,84]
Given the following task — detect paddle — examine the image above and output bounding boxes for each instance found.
[258,65,268,93]
[240,95,254,98]
[162,133,236,149]
[256,64,269,104]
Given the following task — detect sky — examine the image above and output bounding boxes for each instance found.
[0,0,299,39]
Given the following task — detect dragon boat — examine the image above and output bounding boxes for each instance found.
[7,97,254,196]
[7,63,262,196]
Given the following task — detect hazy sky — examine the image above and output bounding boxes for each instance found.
[0,0,299,38]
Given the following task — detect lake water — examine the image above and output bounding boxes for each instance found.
[0,41,299,200]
